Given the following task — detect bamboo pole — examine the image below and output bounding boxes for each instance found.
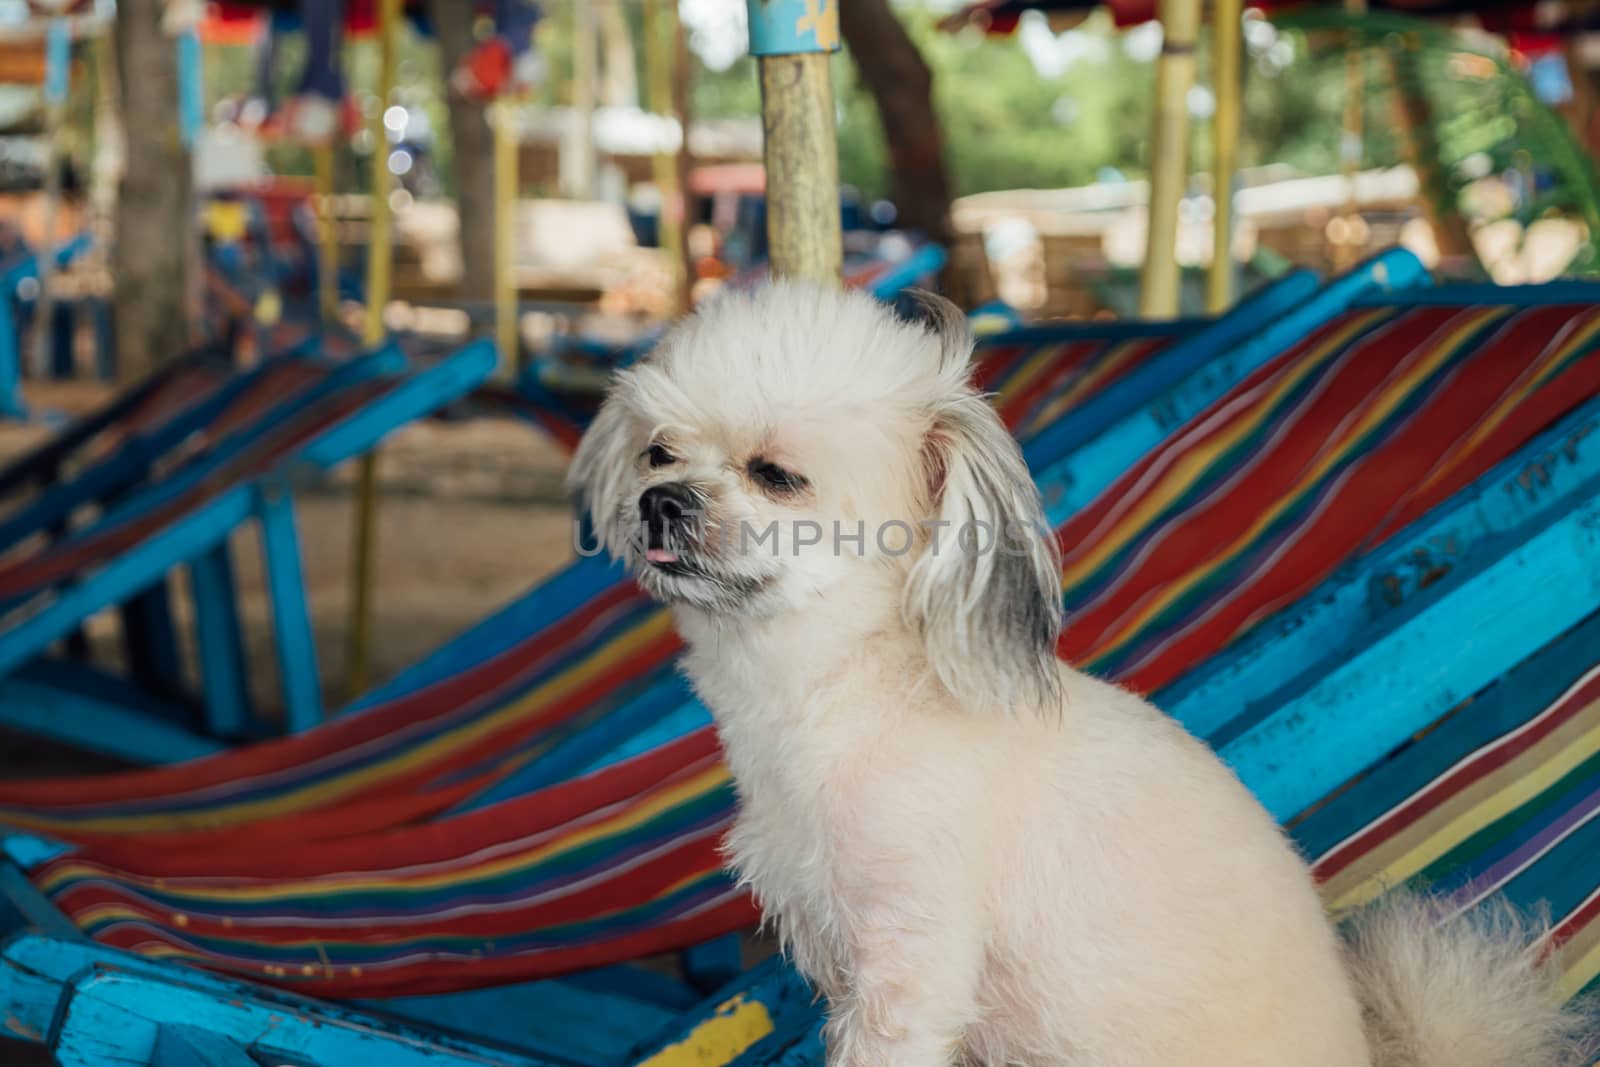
[34,19,72,378]
[646,0,687,311]
[493,98,518,372]
[1139,0,1200,318]
[346,0,400,699]
[313,142,338,325]
[746,0,842,285]
[1207,0,1241,314]
[564,1,599,199]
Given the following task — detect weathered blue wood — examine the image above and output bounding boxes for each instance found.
[1,836,70,870]
[1216,484,1600,821]
[745,0,839,55]
[0,344,225,502]
[0,673,223,764]
[371,980,679,1066]
[74,347,405,543]
[48,968,560,1067]
[0,934,679,1065]
[255,481,321,733]
[120,579,189,707]
[188,543,253,738]
[298,340,497,470]
[151,1024,259,1067]
[628,956,816,1067]
[0,490,252,681]
[680,935,744,993]
[0,866,78,943]
[1163,396,1600,739]
[0,340,492,758]
[865,243,946,301]
[1353,280,1600,306]
[0,353,279,552]
[0,282,24,419]
[1034,249,1430,524]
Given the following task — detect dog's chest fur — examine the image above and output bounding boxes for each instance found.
[678,609,920,994]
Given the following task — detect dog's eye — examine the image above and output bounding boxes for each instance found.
[646,443,675,468]
[748,459,807,494]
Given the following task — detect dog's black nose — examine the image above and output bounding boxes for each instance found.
[639,483,698,548]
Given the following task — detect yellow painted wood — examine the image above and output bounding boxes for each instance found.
[758,52,842,286]
[1138,0,1200,318]
[646,0,687,311]
[313,142,338,325]
[493,99,518,373]
[347,0,401,699]
[633,995,775,1067]
[1207,0,1241,314]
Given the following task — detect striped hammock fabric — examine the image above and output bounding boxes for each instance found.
[10,301,1600,1000]
[0,323,1190,838]
[0,358,393,611]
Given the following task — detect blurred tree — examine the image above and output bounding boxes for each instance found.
[426,0,496,300]
[113,0,194,377]
[839,0,952,245]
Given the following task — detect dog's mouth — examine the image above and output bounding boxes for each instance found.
[644,547,703,577]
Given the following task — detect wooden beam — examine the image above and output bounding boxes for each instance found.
[1139,0,1201,317]
[346,0,402,699]
[1207,0,1241,313]
[747,0,843,286]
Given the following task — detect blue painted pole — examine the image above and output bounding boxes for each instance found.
[255,480,322,733]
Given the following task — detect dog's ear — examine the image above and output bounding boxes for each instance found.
[567,389,637,559]
[902,311,1063,717]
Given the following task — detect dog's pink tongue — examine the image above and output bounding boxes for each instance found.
[646,548,680,564]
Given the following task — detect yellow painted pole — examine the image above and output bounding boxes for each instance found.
[313,142,338,324]
[646,0,686,311]
[1207,0,1241,314]
[1139,0,1201,318]
[347,0,400,698]
[493,98,518,373]
[747,0,842,285]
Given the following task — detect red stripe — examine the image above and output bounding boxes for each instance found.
[1114,310,1592,692]
[55,727,723,878]
[1313,668,1600,882]
[0,579,650,808]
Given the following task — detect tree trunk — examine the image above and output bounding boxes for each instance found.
[838,0,953,252]
[112,0,193,380]
[427,0,497,302]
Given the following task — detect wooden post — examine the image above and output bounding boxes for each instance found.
[33,18,70,379]
[313,143,338,324]
[346,0,400,698]
[747,0,843,285]
[1139,0,1201,318]
[1207,0,1241,314]
[493,98,518,372]
[646,0,688,311]
[564,0,599,199]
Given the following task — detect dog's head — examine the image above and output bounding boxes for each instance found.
[569,282,1062,713]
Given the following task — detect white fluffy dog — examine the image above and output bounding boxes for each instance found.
[570,282,1594,1066]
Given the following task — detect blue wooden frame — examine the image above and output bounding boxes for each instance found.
[0,234,92,419]
[0,339,497,762]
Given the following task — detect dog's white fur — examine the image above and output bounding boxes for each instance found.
[570,281,1595,1066]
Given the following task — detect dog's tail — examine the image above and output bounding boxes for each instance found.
[1341,892,1598,1066]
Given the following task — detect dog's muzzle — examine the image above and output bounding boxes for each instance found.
[638,483,700,567]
